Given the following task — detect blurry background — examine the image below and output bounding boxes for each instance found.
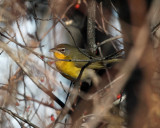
[0,0,160,128]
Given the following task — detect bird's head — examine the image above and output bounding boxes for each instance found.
[49,44,73,59]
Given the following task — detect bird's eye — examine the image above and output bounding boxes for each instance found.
[59,48,65,52]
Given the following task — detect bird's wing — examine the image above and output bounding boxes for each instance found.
[70,48,105,69]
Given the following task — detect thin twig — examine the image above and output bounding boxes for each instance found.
[98,2,122,34]
[56,17,92,59]
[0,32,58,70]
[61,1,76,19]
[16,20,27,46]
[97,42,112,86]
[39,20,59,41]
[53,62,92,127]
[17,96,60,110]
[151,22,160,35]
[1,32,123,64]
[99,2,108,35]
[60,81,67,94]
[0,107,39,128]
[34,17,53,21]
[30,99,43,121]
[87,23,149,128]
[109,0,119,14]
[96,35,123,48]
[0,41,65,108]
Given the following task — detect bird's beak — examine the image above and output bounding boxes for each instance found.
[49,48,56,52]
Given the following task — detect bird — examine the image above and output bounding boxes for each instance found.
[49,44,122,83]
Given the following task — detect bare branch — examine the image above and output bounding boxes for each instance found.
[0,107,39,128]
[0,40,65,108]
[87,0,97,54]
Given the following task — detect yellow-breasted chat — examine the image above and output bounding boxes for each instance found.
[49,44,122,82]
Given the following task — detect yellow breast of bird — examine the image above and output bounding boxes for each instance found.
[54,51,83,80]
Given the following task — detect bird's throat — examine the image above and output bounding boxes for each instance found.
[54,51,66,59]
[54,51,82,80]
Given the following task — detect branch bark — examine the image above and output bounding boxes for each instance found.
[87,0,97,54]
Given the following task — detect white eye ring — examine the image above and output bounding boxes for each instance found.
[58,48,65,52]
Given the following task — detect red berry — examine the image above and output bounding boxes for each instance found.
[40,55,44,59]
[117,94,121,99]
[16,102,20,106]
[40,78,44,82]
[51,115,55,121]
[74,4,80,9]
